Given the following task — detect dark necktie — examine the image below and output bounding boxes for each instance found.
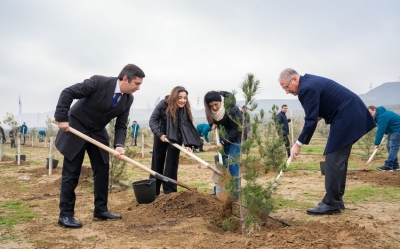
[111,93,122,108]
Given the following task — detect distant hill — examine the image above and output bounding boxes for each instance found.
[358,82,400,106]
[6,82,400,129]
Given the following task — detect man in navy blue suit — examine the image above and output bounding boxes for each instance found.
[55,64,145,228]
[279,68,376,215]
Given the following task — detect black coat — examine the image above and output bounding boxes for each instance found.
[54,75,133,163]
[214,104,243,143]
[278,111,291,136]
[149,98,202,147]
[298,74,376,154]
[0,126,5,141]
[149,98,168,139]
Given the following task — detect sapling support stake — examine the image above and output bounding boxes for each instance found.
[48,137,53,176]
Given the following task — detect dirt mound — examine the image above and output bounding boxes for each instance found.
[132,191,226,220]
[260,220,379,248]
[347,169,400,187]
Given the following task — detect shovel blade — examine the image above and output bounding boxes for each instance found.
[215,184,229,201]
[212,172,225,187]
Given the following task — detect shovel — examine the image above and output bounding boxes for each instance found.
[52,120,192,191]
[271,157,291,190]
[366,136,386,165]
[200,137,212,147]
[165,138,229,187]
[214,128,228,200]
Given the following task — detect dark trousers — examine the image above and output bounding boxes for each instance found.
[132,135,138,146]
[150,137,181,195]
[283,135,290,158]
[322,143,352,208]
[59,142,109,217]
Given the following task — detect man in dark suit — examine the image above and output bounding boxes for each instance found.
[279,68,376,215]
[54,64,145,228]
[277,104,291,158]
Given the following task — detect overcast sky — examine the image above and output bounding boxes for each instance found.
[1,0,399,122]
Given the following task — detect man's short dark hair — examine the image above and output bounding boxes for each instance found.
[282,104,288,108]
[367,105,376,111]
[118,64,145,82]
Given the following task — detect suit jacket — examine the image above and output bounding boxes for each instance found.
[297,74,376,155]
[54,75,133,163]
[278,111,291,136]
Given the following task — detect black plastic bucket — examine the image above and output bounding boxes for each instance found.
[46,158,59,169]
[320,161,326,175]
[15,155,26,161]
[132,178,156,204]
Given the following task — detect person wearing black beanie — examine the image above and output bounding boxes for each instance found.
[204,90,242,197]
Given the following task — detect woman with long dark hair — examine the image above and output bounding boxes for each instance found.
[149,86,202,195]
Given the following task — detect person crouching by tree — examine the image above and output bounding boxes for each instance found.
[204,91,242,197]
[195,123,212,152]
[149,86,202,196]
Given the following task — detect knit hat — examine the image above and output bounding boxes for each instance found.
[205,91,222,104]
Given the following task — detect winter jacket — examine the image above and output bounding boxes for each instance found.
[277,111,291,136]
[149,97,202,147]
[196,123,211,143]
[20,125,28,134]
[374,106,400,145]
[131,124,140,137]
[213,92,243,143]
[297,74,376,155]
[149,97,168,138]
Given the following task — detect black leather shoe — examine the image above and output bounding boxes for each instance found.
[307,202,341,215]
[58,217,82,228]
[319,201,345,210]
[93,211,122,220]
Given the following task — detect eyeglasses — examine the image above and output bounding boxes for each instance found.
[282,78,293,90]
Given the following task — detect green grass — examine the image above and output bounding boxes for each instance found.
[17,185,29,191]
[345,186,400,203]
[0,201,35,230]
[186,182,209,192]
[0,234,17,242]
[301,147,325,153]
[272,197,312,210]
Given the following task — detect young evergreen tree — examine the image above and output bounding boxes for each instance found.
[107,118,130,193]
[220,73,290,235]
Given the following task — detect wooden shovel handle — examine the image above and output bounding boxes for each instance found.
[215,129,223,163]
[51,120,192,190]
[165,138,223,175]
[366,136,386,165]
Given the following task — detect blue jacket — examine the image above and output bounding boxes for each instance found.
[131,124,140,136]
[278,111,291,136]
[197,123,211,143]
[374,106,400,145]
[297,74,376,155]
[20,125,28,134]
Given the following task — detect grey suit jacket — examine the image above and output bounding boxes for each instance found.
[54,75,133,163]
